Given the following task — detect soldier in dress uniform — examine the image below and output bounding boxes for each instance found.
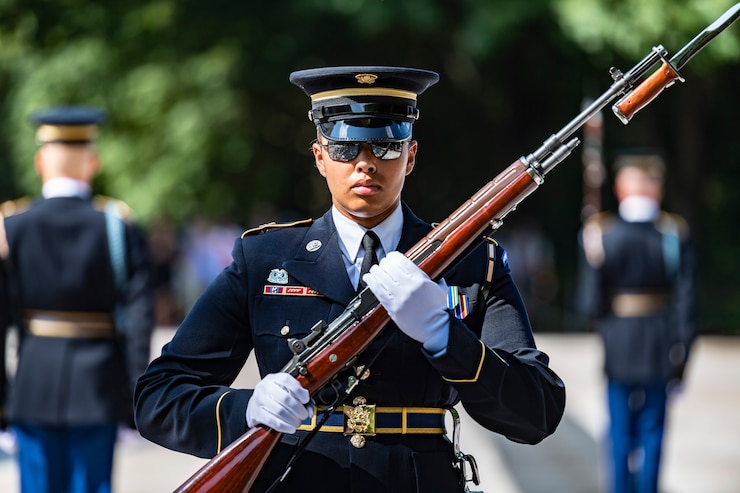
[0,106,155,493]
[134,66,566,493]
[578,151,697,493]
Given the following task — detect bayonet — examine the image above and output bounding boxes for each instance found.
[613,2,740,123]
[672,3,740,70]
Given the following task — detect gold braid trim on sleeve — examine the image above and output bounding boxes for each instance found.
[215,391,231,454]
[443,340,487,384]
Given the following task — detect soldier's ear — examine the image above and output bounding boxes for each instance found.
[34,151,43,177]
[85,152,100,180]
[405,140,418,176]
[313,141,327,177]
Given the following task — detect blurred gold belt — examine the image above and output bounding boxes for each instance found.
[25,310,115,338]
[611,293,669,318]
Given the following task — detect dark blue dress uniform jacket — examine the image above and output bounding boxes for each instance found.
[0,196,154,427]
[134,203,565,492]
[578,212,697,385]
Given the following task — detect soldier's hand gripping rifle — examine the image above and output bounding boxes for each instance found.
[175,4,740,492]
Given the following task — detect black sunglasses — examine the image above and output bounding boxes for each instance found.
[319,140,407,162]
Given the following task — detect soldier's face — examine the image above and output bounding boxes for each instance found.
[614,167,663,203]
[313,138,416,229]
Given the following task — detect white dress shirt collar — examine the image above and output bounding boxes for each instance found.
[332,203,404,263]
[618,196,660,223]
[42,177,91,199]
[332,203,404,289]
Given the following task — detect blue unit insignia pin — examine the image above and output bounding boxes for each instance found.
[267,268,289,285]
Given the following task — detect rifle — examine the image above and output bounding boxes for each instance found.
[176,4,740,492]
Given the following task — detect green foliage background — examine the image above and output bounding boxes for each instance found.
[1,0,739,333]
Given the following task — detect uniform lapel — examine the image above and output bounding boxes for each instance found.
[282,210,356,305]
[397,202,433,252]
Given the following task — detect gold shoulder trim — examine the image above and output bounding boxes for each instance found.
[481,237,498,297]
[241,218,313,238]
[582,212,615,268]
[656,212,689,241]
[1,198,32,260]
[215,390,231,454]
[0,213,8,259]
[583,211,615,229]
[0,197,32,217]
[92,195,135,221]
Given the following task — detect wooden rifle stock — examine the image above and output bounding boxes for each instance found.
[174,426,280,493]
[174,7,740,485]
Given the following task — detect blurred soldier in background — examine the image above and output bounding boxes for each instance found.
[0,106,154,493]
[578,151,697,493]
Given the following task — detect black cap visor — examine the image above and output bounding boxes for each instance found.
[318,119,412,142]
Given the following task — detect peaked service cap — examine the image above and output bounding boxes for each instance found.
[30,106,107,144]
[290,66,439,142]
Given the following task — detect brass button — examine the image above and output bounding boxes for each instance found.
[350,434,366,448]
[355,365,371,381]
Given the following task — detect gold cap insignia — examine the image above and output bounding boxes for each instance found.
[355,73,378,85]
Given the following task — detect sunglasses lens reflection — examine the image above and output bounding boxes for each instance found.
[326,142,405,161]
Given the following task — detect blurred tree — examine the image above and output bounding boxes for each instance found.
[1,1,252,223]
[553,0,740,67]
[1,0,738,332]
[0,0,586,225]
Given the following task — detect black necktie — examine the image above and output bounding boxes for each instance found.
[358,230,380,289]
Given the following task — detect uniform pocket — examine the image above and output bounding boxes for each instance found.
[252,295,333,373]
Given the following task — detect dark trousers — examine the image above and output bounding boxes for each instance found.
[12,422,117,493]
[606,381,667,493]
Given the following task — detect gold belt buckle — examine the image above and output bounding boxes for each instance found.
[343,396,375,448]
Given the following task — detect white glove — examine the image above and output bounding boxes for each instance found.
[246,372,314,434]
[363,251,450,353]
